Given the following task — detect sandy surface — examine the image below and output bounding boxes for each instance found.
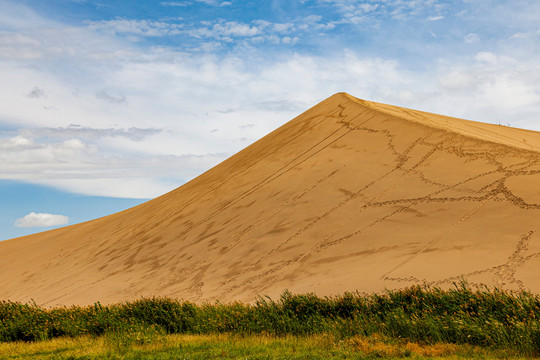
[1,92,540,306]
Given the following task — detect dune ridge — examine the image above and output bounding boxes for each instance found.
[348,94,540,152]
[1,92,540,307]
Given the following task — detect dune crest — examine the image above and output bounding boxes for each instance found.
[1,92,540,307]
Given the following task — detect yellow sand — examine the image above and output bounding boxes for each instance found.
[1,93,540,306]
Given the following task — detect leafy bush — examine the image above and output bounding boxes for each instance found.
[1,284,539,355]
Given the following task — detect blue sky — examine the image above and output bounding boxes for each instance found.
[1,0,539,240]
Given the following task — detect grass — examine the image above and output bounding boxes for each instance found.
[0,284,539,358]
[0,332,529,359]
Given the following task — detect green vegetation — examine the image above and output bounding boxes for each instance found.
[0,332,528,359]
[0,284,539,358]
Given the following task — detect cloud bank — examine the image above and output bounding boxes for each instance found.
[0,0,539,199]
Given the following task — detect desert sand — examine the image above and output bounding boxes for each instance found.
[1,92,540,307]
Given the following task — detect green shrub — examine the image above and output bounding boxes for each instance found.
[1,284,539,355]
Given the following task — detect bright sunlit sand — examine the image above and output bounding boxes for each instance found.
[1,93,540,307]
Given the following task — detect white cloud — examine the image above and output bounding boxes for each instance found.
[0,136,35,149]
[160,0,231,7]
[438,70,474,91]
[1,0,540,200]
[464,33,479,43]
[85,17,303,46]
[297,15,336,31]
[0,135,97,164]
[15,212,69,228]
[194,0,230,5]
[480,75,539,109]
[160,1,189,6]
[281,36,298,44]
[318,0,442,22]
[211,21,261,37]
[35,178,178,199]
[0,0,52,30]
[27,87,46,98]
[475,51,498,64]
[254,20,295,34]
[357,3,380,13]
[86,19,183,37]
[20,126,161,141]
[510,32,529,39]
[0,130,229,198]
[2,43,540,198]
[428,15,444,21]
[96,90,127,104]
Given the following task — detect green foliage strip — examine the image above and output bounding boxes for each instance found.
[0,285,539,355]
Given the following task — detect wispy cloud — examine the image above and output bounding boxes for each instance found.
[1,0,540,200]
[19,126,161,141]
[96,90,126,104]
[86,19,184,37]
[15,212,69,228]
[27,87,45,99]
[2,42,540,198]
[160,1,189,6]
[464,33,479,43]
[83,17,307,46]
[317,0,446,22]
[427,15,444,21]
[0,130,227,198]
[161,0,231,6]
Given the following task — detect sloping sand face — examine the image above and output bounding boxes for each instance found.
[1,93,540,306]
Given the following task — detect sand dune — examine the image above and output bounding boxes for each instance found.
[1,92,540,307]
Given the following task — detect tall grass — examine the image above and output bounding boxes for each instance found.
[1,284,539,355]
